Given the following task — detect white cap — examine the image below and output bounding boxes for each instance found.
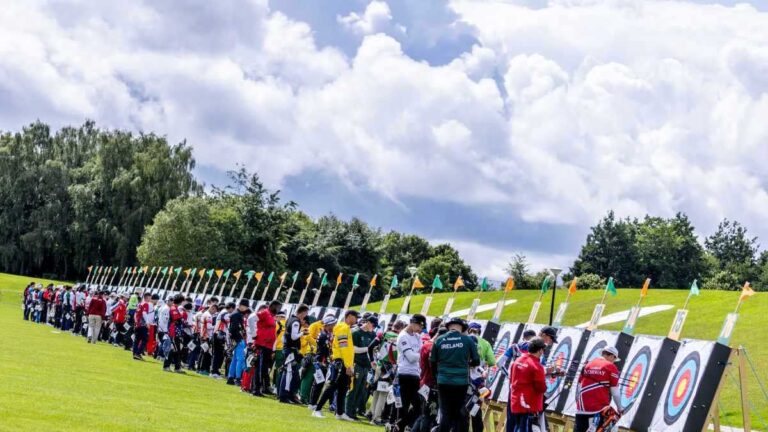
[602,346,621,362]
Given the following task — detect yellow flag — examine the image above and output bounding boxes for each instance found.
[255,272,264,282]
[412,276,424,289]
[87,265,93,273]
[568,278,578,295]
[183,268,191,277]
[142,266,149,273]
[370,274,378,287]
[132,267,137,274]
[305,273,312,285]
[453,276,464,291]
[337,273,343,285]
[505,277,515,292]
[740,282,755,302]
[279,272,288,284]
[198,269,205,278]
[233,270,242,280]
[640,278,651,297]
[215,269,223,278]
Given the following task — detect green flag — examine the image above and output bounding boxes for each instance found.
[174,267,182,275]
[480,277,488,292]
[390,275,399,288]
[432,275,443,290]
[690,279,699,296]
[540,276,551,294]
[292,271,299,283]
[161,267,169,276]
[150,266,156,273]
[245,270,256,280]
[190,268,197,277]
[223,269,232,278]
[606,277,617,296]
[352,273,360,287]
[206,269,214,278]
[320,273,328,287]
[267,272,274,283]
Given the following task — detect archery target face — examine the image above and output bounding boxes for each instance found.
[649,339,714,432]
[487,323,518,402]
[562,330,619,416]
[616,335,664,428]
[543,326,583,406]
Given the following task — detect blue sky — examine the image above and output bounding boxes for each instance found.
[2,0,768,278]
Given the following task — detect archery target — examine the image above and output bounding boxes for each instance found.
[487,323,518,402]
[616,335,664,428]
[543,327,584,407]
[649,339,713,432]
[376,313,396,332]
[562,330,619,416]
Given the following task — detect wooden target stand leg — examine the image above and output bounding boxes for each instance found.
[706,347,750,432]
[482,401,507,432]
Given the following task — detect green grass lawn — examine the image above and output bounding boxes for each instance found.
[0,272,371,432]
[367,287,768,429]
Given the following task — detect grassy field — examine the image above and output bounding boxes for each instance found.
[0,272,371,432]
[366,287,768,429]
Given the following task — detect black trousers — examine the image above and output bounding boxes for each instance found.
[438,384,469,432]
[163,335,183,370]
[573,414,594,432]
[198,338,212,373]
[316,360,351,415]
[393,374,422,431]
[309,362,328,406]
[211,333,226,375]
[255,346,274,392]
[471,404,484,432]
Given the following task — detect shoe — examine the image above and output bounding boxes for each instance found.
[371,420,385,426]
[335,415,343,420]
[226,378,235,385]
[340,414,358,422]
[262,388,274,396]
[133,355,142,361]
[364,412,373,421]
[163,367,171,372]
[308,405,317,411]
[174,369,185,374]
[251,391,263,397]
[234,379,241,386]
[312,411,325,418]
[199,371,209,376]
[210,374,221,379]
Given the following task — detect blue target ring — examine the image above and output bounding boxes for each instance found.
[546,336,572,397]
[586,340,608,363]
[664,351,700,425]
[488,331,510,387]
[619,346,652,411]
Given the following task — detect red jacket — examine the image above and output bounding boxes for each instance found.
[254,308,276,348]
[576,357,619,414]
[87,297,107,318]
[134,301,151,328]
[112,300,127,324]
[420,339,436,387]
[509,353,547,414]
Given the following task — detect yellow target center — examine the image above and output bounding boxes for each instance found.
[675,378,689,398]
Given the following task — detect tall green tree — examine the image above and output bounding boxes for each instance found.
[635,213,706,288]
[571,211,641,286]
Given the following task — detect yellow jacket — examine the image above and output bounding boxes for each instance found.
[303,320,323,355]
[274,319,286,350]
[332,321,354,368]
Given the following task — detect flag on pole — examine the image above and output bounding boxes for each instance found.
[606,277,618,296]
[174,267,182,275]
[390,275,399,289]
[412,276,424,289]
[352,273,360,287]
[505,277,515,292]
[233,270,243,280]
[320,273,328,287]
[740,282,755,302]
[245,270,256,281]
[215,269,223,278]
[279,272,287,284]
[132,267,137,274]
[305,273,312,285]
[292,271,299,284]
[479,277,487,292]
[640,278,651,297]
[540,276,551,294]
[206,269,214,278]
[161,267,169,276]
[255,272,264,282]
[151,266,157,274]
[370,274,378,287]
[142,266,149,273]
[432,275,443,291]
[223,269,231,278]
[690,279,700,296]
[454,276,465,291]
[198,269,205,278]
[87,265,93,273]
[336,273,343,285]
[267,272,274,283]
[183,268,191,277]
[568,278,578,295]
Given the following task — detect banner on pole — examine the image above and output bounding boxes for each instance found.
[493,300,506,322]
[443,297,455,318]
[361,293,371,311]
[668,309,689,341]
[717,312,739,346]
[587,304,605,331]
[622,305,642,334]
[327,290,338,308]
[553,302,569,327]
[527,301,541,324]
[343,290,354,310]
[379,294,390,314]
[420,296,433,316]
[400,295,412,314]
[467,298,481,320]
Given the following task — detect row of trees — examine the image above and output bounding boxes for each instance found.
[0,121,199,279]
[136,169,478,305]
[567,211,768,290]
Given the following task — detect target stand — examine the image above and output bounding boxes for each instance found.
[482,400,507,432]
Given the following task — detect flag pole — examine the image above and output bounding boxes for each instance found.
[237,275,253,302]
[190,270,206,296]
[227,273,242,298]
[272,276,286,302]
[284,274,299,304]
[298,273,313,306]
[327,275,343,308]
[248,276,264,300]
[216,273,231,298]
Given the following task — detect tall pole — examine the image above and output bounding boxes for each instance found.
[547,268,562,326]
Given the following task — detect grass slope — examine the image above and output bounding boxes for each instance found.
[365,288,768,428]
[0,273,369,432]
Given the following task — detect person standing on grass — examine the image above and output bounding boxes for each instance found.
[573,347,622,432]
[163,294,186,373]
[389,314,427,431]
[272,310,288,391]
[132,292,153,360]
[252,300,281,395]
[344,314,377,420]
[86,291,107,344]
[226,299,250,386]
[308,314,337,411]
[155,298,171,360]
[111,294,128,348]
[312,309,359,420]
[61,286,74,331]
[147,293,161,357]
[73,286,86,335]
[507,338,547,432]
[23,282,33,321]
[197,302,218,375]
[279,304,310,404]
[211,302,234,379]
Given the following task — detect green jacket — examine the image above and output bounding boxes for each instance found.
[352,328,376,368]
[430,330,480,385]
[476,336,496,367]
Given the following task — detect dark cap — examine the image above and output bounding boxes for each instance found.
[540,326,558,342]
[410,314,427,328]
[522,329,536,339]
[362,315,378,327]
[239,299,250,307]
[445,317,468,332]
